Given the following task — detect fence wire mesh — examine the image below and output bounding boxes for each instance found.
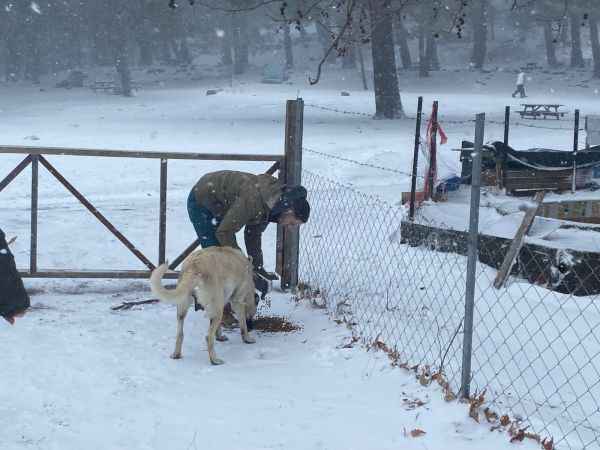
[299,169,600,450]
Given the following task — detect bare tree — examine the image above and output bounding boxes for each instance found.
[470,0,487,69]
[543,21,559,67]
[570,11,585,68]
[589,11,600,77]
[369,0,403,118]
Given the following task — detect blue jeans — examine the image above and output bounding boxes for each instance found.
[187,190,221,248]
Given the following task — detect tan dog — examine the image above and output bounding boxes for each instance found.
[150,246,257,365]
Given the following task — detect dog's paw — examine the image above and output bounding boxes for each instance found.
[243,335,256,344]
[216,334,229,342]
[170,352,182,359]
[210,357,225,365]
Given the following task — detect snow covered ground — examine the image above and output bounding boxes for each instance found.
[2,286,531,450]
[2,65,599,449]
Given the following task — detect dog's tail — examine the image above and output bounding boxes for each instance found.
[150,263,197,305]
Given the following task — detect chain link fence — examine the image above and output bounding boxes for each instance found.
[299,165,600,449]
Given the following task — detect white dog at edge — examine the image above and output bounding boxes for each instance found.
[150,246,257,365]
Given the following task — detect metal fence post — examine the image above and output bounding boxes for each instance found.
[409,96,423,221]
[460,112,485,399]
[572,109,580,193]
[277,98,304,290]
[503,106,510,145]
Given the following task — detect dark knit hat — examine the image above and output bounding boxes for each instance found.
[269,186,310,223]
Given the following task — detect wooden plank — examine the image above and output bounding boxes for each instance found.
[265,160,280,176]
[20,270,179,279]
[0,145,283,162]
[494,191,545,289]
[0,155,32,193]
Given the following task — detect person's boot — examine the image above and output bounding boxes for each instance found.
[221,303,239,329]
[253,271,272,300]
[256,268,278,281]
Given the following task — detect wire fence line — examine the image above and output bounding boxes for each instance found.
[298,167,600,450]
[304,102,585,131]
[303,146,420,178]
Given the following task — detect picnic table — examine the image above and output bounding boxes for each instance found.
[517,104,566,120]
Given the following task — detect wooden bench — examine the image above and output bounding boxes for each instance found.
[517,104,566,120]
[91,81,115,93]
[91,81,140,94]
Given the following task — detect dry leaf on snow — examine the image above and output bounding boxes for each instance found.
[410,429,427,438]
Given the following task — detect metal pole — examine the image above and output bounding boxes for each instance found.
[585,116,590,151]
[30,155,39,274]
[409,96,424,221]
[503,106,510,145]
[495,106,510,191]
[158,158,168,265]
[460,112,485,399]
[572,109,580,193]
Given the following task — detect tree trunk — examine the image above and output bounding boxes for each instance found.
[26,31,42,84]
[5,35,21,81]
[284,23,294,69]
[139,38,154,66]
[590,13,600,78]
[570,13,584,68]
[358,43,368,90]
[177,39,192,66]
[115,42,132,97]
[91,23,111,66]
[232,12,249,75]
[430,36,440,70]
[470,0,487,69]
[369,0,402,118]
[113,9,132,97]
[489,5,495,41]
[559,17,569,45]
[424,34,436,72]
[418,22,428,77]
[342,44,357,69]
[543,21,558,67]
[396,16,412,69]
[220,14,233,66]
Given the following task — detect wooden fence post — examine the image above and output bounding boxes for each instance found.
[158,158,168,265]
[425,101,438,201]
[277,98,304,290]
[30,154,39,274]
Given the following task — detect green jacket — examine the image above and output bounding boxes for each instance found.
[192,170,282,269]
